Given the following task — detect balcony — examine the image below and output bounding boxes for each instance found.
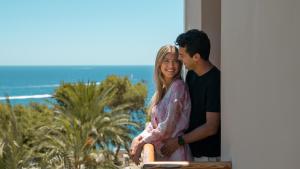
[141,144,231,169]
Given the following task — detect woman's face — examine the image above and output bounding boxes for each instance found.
[160,53,180,83]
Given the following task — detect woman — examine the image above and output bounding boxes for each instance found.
[130,45,192,164]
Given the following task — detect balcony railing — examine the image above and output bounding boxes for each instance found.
[142,144,231,169]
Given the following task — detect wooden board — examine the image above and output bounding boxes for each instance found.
[142,161,231,169]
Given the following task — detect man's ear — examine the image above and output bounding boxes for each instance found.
[192,53,201,61]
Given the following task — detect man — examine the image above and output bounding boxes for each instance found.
[161,29,221,161]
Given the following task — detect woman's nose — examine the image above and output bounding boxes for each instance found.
[169,61,177,67]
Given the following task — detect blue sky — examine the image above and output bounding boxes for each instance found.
[0,0,183,65]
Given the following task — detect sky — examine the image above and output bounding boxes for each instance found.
[0,0,183,65]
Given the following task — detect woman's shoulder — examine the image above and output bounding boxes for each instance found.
[170,79,186,90]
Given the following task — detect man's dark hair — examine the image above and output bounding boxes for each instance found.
[175,29,211,60]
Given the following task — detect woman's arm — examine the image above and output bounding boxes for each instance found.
[130,118,154,165]
[142,81,187,144]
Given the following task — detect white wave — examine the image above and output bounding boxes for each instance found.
[0,82,103,90]
[27,84,60,88]
[0,94,52,100]
[0,84,60,89]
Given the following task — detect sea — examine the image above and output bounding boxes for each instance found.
[0,66,155,105]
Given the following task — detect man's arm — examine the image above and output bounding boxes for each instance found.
[183,112,220,144]
[161,112,220,156]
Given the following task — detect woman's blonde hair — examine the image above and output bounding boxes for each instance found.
[148,45,182,115]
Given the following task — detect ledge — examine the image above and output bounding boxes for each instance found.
[142,144,231,169]
[143,161,232,169]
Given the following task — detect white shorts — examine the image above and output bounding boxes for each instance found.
[193,156,220,162]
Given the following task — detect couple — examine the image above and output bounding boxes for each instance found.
[130,29,221,164]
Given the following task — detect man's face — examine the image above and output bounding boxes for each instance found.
[178,47,194,70]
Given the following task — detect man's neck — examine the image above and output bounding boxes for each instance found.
[194,61,214,76]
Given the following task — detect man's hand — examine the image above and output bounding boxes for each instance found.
[161,137,179,157]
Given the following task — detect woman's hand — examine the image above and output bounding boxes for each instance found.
[130,136,142,155]
[130,136,145,165]
[131,143,144,165]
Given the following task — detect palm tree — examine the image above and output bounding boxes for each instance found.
[51,77,145,168]
[0,75,147,169]
[0,99,55,169]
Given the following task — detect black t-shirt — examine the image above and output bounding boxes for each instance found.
[186,66,221,157]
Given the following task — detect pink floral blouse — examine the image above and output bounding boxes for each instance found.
[139,79,192,161]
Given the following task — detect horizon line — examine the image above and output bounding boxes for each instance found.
[0,64,154,67]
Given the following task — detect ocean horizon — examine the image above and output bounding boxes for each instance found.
[0,65,155,105]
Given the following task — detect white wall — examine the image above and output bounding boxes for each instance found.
[221,0,300,169]
[184,0,221,69]
[185,0,300,168]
